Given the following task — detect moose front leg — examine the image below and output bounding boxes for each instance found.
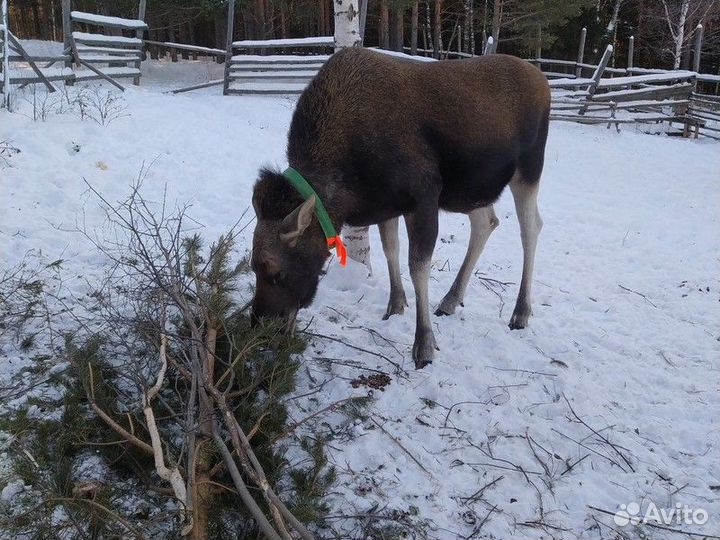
[379,218,408,319]
[404,206,439,368]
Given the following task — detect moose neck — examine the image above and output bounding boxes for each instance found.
[286,163,347,233]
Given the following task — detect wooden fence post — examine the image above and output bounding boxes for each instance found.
[576,27,586,78]
[627,35,634,71]
[223,0,235,96]
[693,24,703,73]
[359,0,369,42]
[62,0,71,67]
[134,0,146,85]
[535,25,541,60]
[2,0,11,109]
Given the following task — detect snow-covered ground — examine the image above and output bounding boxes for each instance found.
[1,51,719,539]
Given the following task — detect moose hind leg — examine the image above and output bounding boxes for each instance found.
[509,177,543,330]
[436,206,499,316]
[379,218,408,319]
[405,206,440,369]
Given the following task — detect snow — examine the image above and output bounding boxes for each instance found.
[537,58,576,66]
[145,41,224,55]
[72,32,142,46]
[698,73,720,83]
[8,66,72,81]
[74,66,140,80]
[0,480,25,502]
[77,44,140,55]
[70,11,147,30]
[78,54,141,63]
[369,47,439,62]
[233,36,334,48]
[595,83,692,101]
[231,54,331,63]
[228,81,309,93]
[6,38,62,57]
[597,70,696,88]
[232,70,318,79]
[549,71,697,91]
[7,65,139,84]
[1,55,719,539]
[549,77,594,88]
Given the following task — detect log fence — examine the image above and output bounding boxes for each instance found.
[2,6,719,142]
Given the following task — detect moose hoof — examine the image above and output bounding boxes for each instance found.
[382,292,408,320]
[435,294,463,316]
[412,332,438,369]
[509,306,531,330]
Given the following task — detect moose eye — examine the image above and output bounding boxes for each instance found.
[268,274,281,285]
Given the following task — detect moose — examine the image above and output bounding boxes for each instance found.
[250,47,551,369]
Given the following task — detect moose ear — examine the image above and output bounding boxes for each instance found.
[279,195,316,247]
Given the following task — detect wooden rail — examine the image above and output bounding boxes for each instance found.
[224,36,333,96]
[144,39,225,63]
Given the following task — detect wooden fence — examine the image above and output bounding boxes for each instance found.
[223,36,333,96]
[3,10,720,141]
[144,39,225,63]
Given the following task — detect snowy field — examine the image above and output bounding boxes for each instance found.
[1,53,719,539]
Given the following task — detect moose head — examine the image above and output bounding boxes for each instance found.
[250,170,330,328]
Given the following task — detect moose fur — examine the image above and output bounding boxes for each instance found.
[251,47,551,368]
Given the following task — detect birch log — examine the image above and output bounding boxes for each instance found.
[2,0,11,110]
[334,0,372,272]
[334,0,361,49]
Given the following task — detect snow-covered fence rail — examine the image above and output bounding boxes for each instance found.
[224,37,334,96]
[62,0,147,87]
[401,46,473,59]
[689,92,720,140]
[0,24,74,96]
[144,40,225,63]
[541,38,719,139]
[550,63,712,138]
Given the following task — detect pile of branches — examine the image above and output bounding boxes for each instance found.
[0,171,340,539]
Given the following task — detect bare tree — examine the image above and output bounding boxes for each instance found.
[662,0,692,68]
[491,0,502,42]
[463,0,475,54]
[379,0,390,48]
[661,0,719,68]
[434,0,443,58]
[411,0,419,53]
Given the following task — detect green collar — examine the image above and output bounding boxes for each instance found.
[282,167,346,265]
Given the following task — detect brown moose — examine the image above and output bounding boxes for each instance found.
[250,47,551,369]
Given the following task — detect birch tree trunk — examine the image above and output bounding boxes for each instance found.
[334,1,361,49]
[662,0,690,69]
[334,0,371,271]
[674,0,690,69]
[604,0,623,65]
[2,0,12,110]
